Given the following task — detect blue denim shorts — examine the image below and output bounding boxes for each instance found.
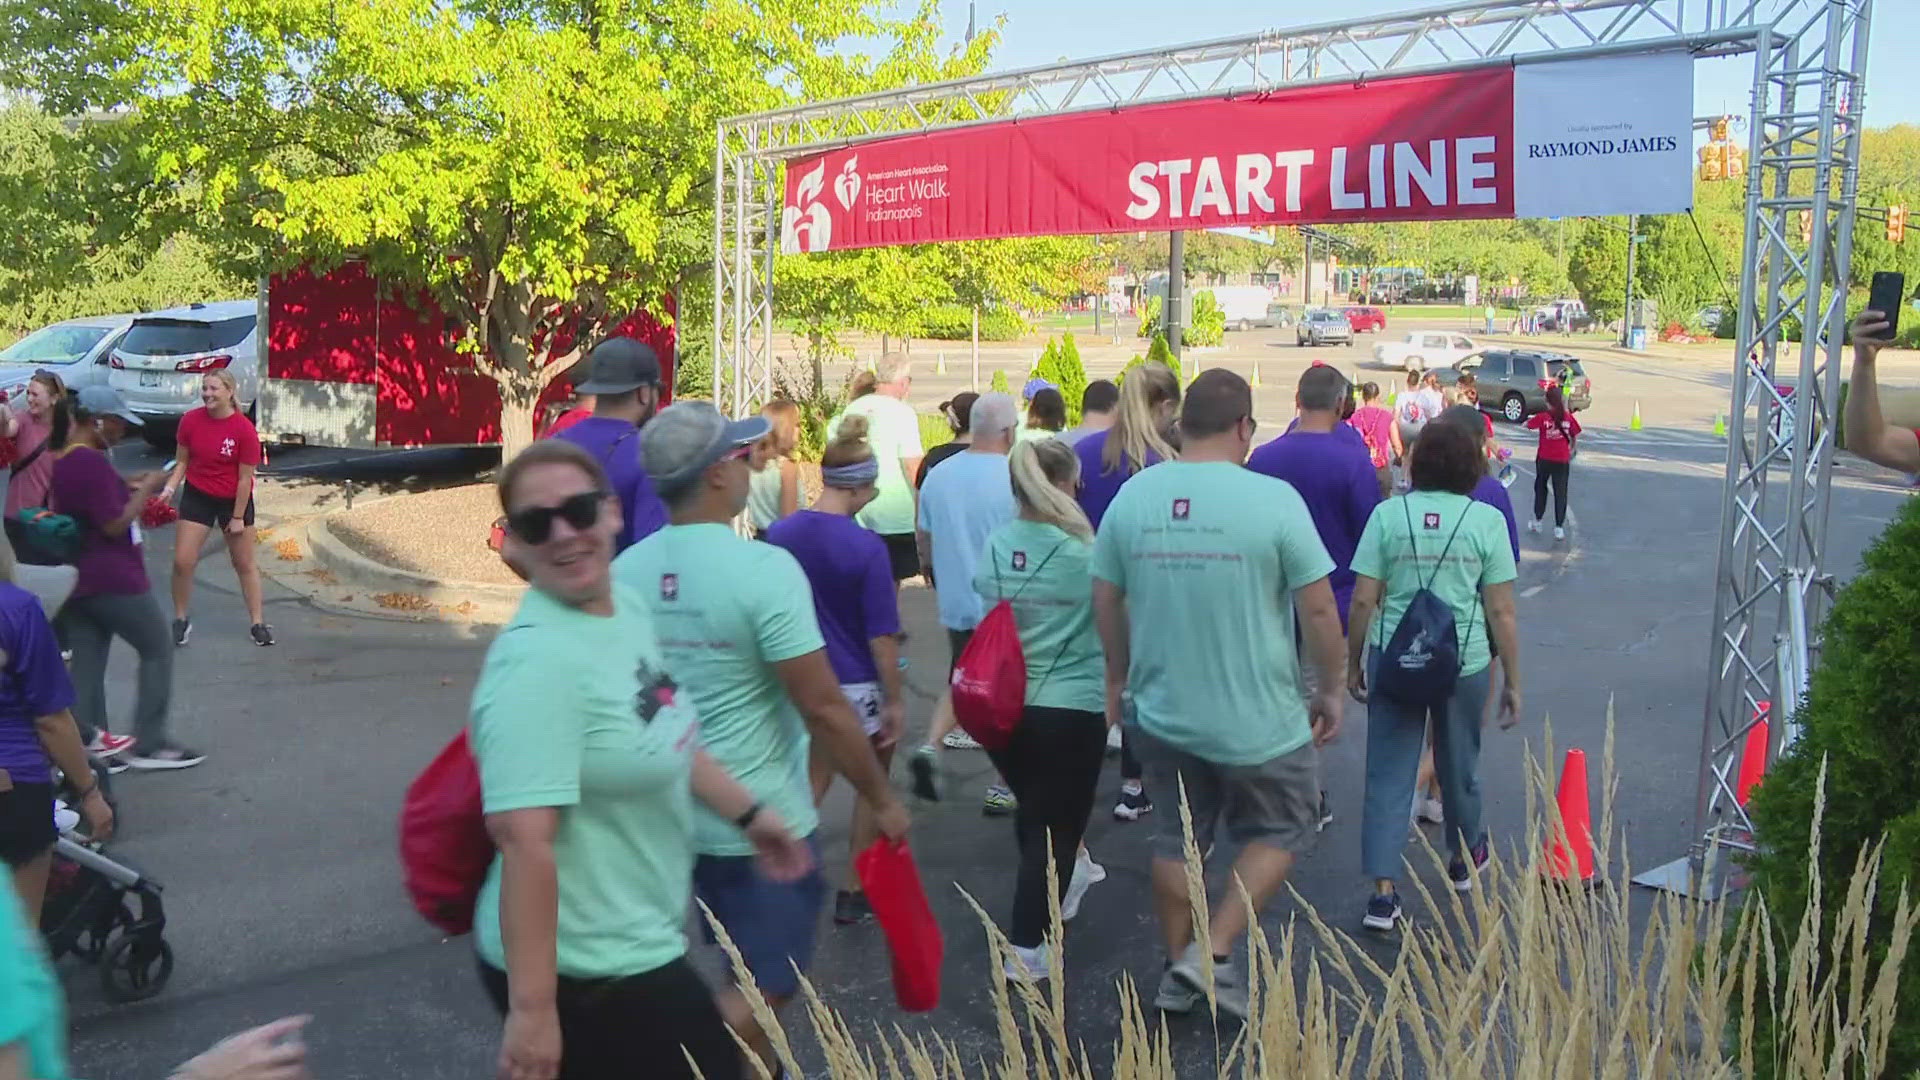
[693,834,826,998]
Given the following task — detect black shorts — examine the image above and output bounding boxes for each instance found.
[179,482,255,529]
[881,531,920,581]
[0,777,57,868]
[947,627,975,678]
[478,956,741,1080]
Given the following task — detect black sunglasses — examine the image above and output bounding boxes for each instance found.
[507,490,608,544]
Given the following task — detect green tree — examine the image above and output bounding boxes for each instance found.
[990,368,1010,395]
[1034,332,1088,423]
[0,0,995,456]
[1569,219,1635,322]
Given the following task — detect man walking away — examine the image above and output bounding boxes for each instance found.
[828,355,924,584]
[613,402,910,1079]
[1246,365,1381,828]
[553,337,668,549]
[1092,370,1346,1021]
[1059,380,1120,446]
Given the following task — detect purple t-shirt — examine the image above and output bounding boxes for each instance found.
[1075,429,1163,530]
[1245,430,1382,629]
[764,509,901,685]
[50,446,148,599]
[0,582,78,785]
[553,417,667,551]
[1472,474,1522,561]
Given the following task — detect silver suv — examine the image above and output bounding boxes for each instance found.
[1296,308,1353,347]
[108,300,260,445]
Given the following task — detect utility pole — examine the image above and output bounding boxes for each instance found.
[1621,213,1641,347]
[1302,234,1314,308]
[1167,230,1185,363]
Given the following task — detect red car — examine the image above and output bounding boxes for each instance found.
[1344,305,1387,333]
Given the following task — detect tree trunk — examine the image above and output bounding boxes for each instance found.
[497,393,541,462]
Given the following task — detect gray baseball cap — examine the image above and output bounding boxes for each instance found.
[575,337,662,395]
[642,402,771,497]
[73,385,143,426]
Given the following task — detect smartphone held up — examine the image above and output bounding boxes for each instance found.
[1863,271,1908,343]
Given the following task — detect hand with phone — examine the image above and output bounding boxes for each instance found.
[1844,271,1920,474]
[1855,271,1907,358]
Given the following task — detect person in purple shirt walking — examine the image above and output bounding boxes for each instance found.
[765,417,905,927]
[1074,363,1179,822]
[551,337,669,550]
[1246,365,1382,830]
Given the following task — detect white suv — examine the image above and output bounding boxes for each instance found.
[108,300,260,446]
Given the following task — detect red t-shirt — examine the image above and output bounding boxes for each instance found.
[177,407,263,499]
[1526,410,1582,464]
[542,407,592,438]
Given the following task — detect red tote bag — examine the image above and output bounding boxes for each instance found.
[399,730,493,935]
[854,839,943,1012]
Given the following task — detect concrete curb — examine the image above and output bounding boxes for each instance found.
[298,510,522,625]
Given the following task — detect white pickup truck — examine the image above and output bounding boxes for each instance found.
[1373,330,1481,373]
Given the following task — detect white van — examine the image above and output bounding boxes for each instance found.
[1211,286,1279,331]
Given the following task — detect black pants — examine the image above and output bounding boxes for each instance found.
[985,706,1106,948]
[1120,728,1143,782]
[478,957,742,1080]
[1533,459,1571,527]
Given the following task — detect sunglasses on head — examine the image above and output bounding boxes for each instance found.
[507,490,608,544]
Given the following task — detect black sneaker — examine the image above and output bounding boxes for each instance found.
[832,889,873,926]
[1318,790,1334,831]
[172,617,191,647]
[1113,785,1154,821]
[250,623,276,647]
[908,745,941,802]
[1363,891,1404,933]
[125,743,207,771]
[1448,841,1491,892]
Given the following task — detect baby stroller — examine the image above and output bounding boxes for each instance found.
[39,766,174,1002]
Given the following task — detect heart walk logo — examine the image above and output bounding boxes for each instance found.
[781,156,858,254]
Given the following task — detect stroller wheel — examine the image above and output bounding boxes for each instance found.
[100,933,173,1002]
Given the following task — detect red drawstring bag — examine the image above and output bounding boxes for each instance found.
[854,839,942,1012]
[949,542,1070,751]
[399,730,493,935]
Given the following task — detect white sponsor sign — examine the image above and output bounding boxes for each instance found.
[1513,52,1695,219]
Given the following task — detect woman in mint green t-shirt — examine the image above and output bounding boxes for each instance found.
[1346,421,1522,936]
[971,438,1109,983]
[476,441,812,1080]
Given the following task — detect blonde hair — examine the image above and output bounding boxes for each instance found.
[847,370,878,400]
[1010,438,1092,542]
[202,369,240,400]
[1103,363,1180,476]
[821,414,874,470]
[761,399,800,455]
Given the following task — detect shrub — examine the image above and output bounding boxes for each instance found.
[1117,334,1182,387]
[909,304,1029,342]
[1136,294,1162,340]
[1186,289,1226,347]
[1745,494,1920,1073]
[1033,333,1089,423]
[989,368,1011,395]
[769,363,845,464]
[917,411,952,452]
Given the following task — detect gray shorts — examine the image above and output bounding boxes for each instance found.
[1130,727,1321,861]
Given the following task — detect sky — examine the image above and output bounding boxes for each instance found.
[925,0,1919,129]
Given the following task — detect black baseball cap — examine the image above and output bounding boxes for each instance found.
[575,337,662,395]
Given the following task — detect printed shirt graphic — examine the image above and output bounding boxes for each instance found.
[1351,491,1518,679]
[1091,461,1335,766]
[1526,410,1583,464]
[828,395,925,536]
[470,584,703,980]
[971,520,1104,714]
[613,523,825,855]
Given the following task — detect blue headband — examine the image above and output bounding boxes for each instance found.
[821,459,880,488]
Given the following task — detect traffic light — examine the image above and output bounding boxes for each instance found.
[1723,143,1745,180]
[1713,115,1731,143]
[1799,210,1813,245]
[1698,144,1722,181]
[1889,205,1907,244]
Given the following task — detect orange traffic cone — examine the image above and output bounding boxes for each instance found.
[1736,703,1771,806]
[1545,748,1595,882]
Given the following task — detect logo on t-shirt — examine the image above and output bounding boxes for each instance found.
[1172,498,1191,520]
[219,436,236,459]
[660,573,679,601]
[1423,512,1442,530]
[634,659,679,726]
[1011,550,1027,571]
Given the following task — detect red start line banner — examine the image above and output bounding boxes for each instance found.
[780,53,1694,254]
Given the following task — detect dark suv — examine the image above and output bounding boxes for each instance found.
[1443,349,1593,422]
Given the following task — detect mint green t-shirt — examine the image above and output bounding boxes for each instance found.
[971,519,1105,714]
[1091,461,1336,766]
[613,523,825,855]
[828,394,923,536]
[471,584,702,980]
[0,864,67,1080]
[1350,491,1518,679]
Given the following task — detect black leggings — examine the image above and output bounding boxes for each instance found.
[986,706,1107,948]
[1533,459,1571,527]
[1120,728,1143,782]
[478,957,742,1080]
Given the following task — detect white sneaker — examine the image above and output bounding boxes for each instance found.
[1061,851,1103,922]
[1080,850,1107,884]
[53,799,80,834]
[1106,724,1123,752]
[88,731,134,758]
[942,729,983,750]
[1412,796,1445,825]
[1002,942,1050,983]
[1527,518,1542,534]
[1553,526,1566,541]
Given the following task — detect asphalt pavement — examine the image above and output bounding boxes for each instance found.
[60,349,1916,1078]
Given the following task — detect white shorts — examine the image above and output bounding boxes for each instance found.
[842,682,883,738]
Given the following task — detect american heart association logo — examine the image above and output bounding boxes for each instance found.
[833,157,860,210]
[780,160,834,254]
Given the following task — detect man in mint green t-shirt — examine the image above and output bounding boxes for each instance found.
[827,355,925,581]
[1092,370,1347,1023]
[616,401,910,1080]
